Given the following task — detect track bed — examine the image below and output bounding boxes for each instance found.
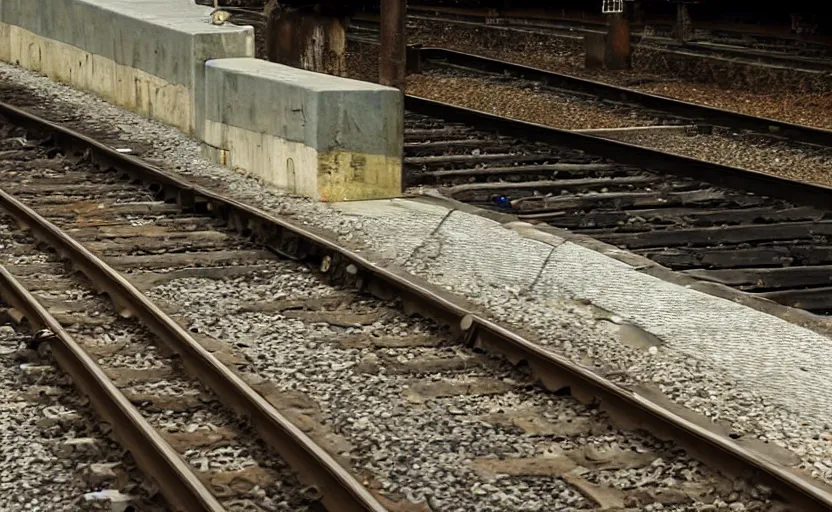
[404,111,832,314]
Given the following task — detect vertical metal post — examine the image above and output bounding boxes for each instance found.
[380,0,407,90]
[605,11,631,70]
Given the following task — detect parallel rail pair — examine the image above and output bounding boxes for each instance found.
[0,100,830,511]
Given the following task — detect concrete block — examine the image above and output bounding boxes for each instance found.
[202,58,403,202]
[0,0,254,134]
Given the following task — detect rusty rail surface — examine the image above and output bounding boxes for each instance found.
[2,101,832,511]
[0,264,225,512]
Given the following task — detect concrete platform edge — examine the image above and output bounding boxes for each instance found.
[412,189,832,340]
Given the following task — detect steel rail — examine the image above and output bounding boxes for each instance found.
[1,101,832,510]
[418,48,832,148]
[0,265,225,512]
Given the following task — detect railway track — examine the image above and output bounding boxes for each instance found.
[1,102,831,509]
[343,27,832,150]
[0,228,322,511]
[356,5,832,70]
[0,114,384,510]
[404,96,832,315]
[410,48,832,149]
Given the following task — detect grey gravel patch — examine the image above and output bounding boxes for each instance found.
[0,60,829,492]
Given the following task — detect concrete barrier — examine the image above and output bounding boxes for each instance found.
[0,0,403,201]
[0,0,254,134]
[202,58,403,201]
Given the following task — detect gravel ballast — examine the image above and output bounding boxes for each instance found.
[0,320,159,512]
[0,59,830,501]
[600,127,832,185]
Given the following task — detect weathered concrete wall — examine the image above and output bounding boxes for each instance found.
[202,58,403,201]
[0,0,254,134]
[0,0,403,201]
